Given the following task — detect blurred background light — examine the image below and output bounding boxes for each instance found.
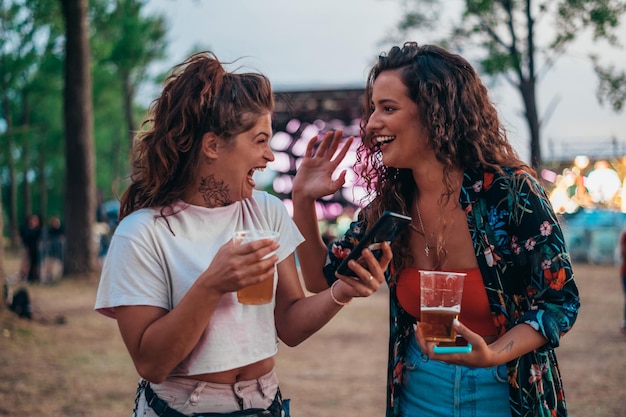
[268,151,292,173]
[272,174,294,194]
[286,119,301,133]
[271,132,293,151]
[292,136,312,156]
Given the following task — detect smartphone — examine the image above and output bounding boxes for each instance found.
[336,211,411,279]
[433,338,472,354]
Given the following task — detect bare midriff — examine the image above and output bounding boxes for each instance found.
[179,357,275,384]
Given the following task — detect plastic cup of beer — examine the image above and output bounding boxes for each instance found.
[419,270,466,342]
[233,230,280,305]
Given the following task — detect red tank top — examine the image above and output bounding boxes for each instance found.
[396,267,498,337]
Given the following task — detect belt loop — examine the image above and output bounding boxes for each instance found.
[259,369,277,399]
[232,382,245,410]
[144,383,187,417]
[189,382,207,406]
[258,376,269,399]
[146,385,156,408]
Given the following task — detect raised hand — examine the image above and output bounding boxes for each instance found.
[292,130,354,201]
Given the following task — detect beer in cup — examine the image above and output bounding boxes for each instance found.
[233,230,280,305]
[419,270,466,342]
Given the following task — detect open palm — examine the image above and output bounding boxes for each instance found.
[292,130,354,200]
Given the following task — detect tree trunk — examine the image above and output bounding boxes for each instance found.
[122,71,136,144]
[0,184,5,313]
[520,77,542,170]
[524,0,541,170]
[21,143,32,217]
[20,91,33,218]
[60,0,97,276]
[1,95,20,249]
[38,129,48,225]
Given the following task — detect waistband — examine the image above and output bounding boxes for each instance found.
[158,368,279,396]
[144,381,283,417]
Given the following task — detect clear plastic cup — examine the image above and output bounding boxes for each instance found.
[419,270,466,342]
[233,230,279,305]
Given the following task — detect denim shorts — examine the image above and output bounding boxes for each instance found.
[136,368,289,416]
[399,336,510,417]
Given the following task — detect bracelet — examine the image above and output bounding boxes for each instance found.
[330,280,351,306]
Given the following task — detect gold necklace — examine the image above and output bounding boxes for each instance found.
[409,201,432,257]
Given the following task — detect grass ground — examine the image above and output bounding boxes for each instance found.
[1,252,624,417]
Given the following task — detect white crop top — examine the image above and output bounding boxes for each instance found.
[94,190,304,376]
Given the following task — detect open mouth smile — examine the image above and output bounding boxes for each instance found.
[247,167,265,187]
[373,135,396,150]
[375,135,396,144]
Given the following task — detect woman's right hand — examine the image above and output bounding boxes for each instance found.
[334,241,392,299]
[292,130,354,201]
[201,238,279,295]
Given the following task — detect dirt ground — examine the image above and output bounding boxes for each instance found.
[1,254,624,417]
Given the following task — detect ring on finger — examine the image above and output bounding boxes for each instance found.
[368,275,374,281]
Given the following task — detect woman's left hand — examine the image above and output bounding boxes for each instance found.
[415,319,497,368]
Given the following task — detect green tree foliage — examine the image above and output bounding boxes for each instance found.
[593,56,626,111]
[392,0,626,169]
[1,0,63,244]
[104,0,166,138]
[90,0,167,195]
[1,0,168,277]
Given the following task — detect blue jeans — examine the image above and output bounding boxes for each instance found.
[399,336,510,417]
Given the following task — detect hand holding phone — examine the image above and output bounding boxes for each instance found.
[336,211,411,279]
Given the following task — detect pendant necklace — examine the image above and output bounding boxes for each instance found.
[409,201,432,257]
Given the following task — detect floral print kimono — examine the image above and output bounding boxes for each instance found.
[322,167,580,417]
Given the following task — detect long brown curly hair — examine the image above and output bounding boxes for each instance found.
[357,42,533,275]
[119,51,274,220]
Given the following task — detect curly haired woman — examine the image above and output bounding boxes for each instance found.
[95,51,388,417]
[293,42,580,417]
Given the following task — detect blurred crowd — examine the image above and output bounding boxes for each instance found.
[18,214,65,284]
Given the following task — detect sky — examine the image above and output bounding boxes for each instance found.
[143,0,626,165]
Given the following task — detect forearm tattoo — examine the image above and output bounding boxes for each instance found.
[498,340,514,354]
[199,175,233,207]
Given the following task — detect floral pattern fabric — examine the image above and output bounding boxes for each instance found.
[322,167,580,417]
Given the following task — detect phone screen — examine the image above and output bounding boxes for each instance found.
[336,211,411,278]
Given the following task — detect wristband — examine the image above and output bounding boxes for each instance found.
[330,280,351,306]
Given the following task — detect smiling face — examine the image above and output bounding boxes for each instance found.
[365,70,430,169]
[193,112,274,207]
